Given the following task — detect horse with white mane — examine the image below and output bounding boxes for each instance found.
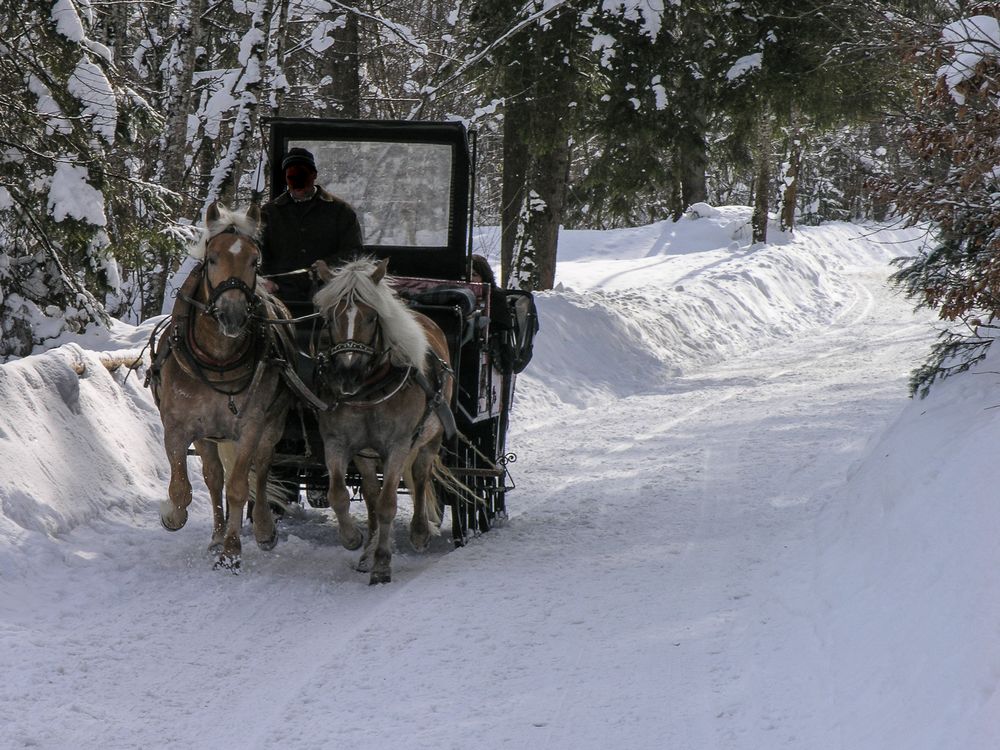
[312,256,456,584]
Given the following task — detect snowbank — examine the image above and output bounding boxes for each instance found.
[0,345,164,562]
[814,341,1000,748]
[519,209,926,410]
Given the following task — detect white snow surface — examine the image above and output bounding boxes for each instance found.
[4,208,999,749]
[68,55,118,144]
[47,161,107,226]
[940,15,1000,103]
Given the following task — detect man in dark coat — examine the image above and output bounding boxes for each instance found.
[260,147,364,304]
[261,147,364,507]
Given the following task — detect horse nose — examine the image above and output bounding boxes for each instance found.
[342,358,368,387]
[215,298,248,336]
[330,356,368,394]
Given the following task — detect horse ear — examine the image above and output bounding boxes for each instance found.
[371,257,390,285]
[206,202,222,225]
[246,203,261,226]
[313,259,333,282]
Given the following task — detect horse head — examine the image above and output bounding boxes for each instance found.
[199,202,262,338]
[313,258,390,396]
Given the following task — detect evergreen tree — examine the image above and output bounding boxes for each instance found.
[715,0,918,241]
[875,8,1000,394]
[0,0,158,354]
[468,0,585,290]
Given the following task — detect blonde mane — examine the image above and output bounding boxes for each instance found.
[188,204,261,260]
[313,258,430,373]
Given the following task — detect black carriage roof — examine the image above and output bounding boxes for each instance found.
[265,117,473,281]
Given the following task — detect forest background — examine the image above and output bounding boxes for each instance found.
[2,0,997,389]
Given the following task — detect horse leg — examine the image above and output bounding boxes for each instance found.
[370,450,406,585]
[160,428,194,532]
[250,454,277,552]
[354,455,381,572]
[325,449,363,551]
[408,440,441,552]
[250,417,286,552]
[193,439,226,550]
[216,445,254,572]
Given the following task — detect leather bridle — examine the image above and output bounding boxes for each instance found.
[179,226,262,326]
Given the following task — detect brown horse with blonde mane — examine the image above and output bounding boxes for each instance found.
[148,202,294,570]
[312,257,456,584]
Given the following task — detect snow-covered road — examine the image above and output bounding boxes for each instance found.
[502,267,935,748]
[2,252,939,749]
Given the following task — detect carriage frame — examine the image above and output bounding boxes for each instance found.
[264,117,531,544]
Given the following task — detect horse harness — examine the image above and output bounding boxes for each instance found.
[311,305,457,442]
[146,252,456,439]
[145,239,294,415]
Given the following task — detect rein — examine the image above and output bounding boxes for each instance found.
[253,267,320,325]
[252,310,321,325]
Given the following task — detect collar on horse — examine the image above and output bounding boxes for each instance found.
[315,345,456,441]
[332,362,413,408]
[310,311,455,437]
[146,260,279,414]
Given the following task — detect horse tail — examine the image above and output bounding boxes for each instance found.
[429,454,478,516]
[425,459,443,528]
[403,459,441,531]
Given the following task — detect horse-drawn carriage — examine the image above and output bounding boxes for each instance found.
[149,117,537,579]
[262,118,538,547]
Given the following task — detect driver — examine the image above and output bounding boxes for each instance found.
[260,147,364,305]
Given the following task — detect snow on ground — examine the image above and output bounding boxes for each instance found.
[2,207,996,749]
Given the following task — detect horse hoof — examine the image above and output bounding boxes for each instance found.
[369,570,391,585]
[356,554,372,573]
[214,554,241,573]
[340,528,364,551]
[159,502,187,532]
[256,533,278,552]
[410,532,430,552]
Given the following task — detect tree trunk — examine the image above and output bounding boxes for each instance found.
[780,133,802,233]
[779,104,803,233]
[868,122,890,222]
[676,10,708,211]
[206,0,279,207]
[677,106,708,210]
[324,11,360,117]
[507,7,579,291]
[500,63,530,289]
[523,137,571,290]
[156,0,209,215]
[752,109,772,244]
[669,145,684,221]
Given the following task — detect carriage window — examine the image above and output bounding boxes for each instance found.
[288,139,453,248]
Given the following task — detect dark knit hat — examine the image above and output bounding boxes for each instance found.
[281,147,316,171]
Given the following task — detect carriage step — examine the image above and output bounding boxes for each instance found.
[446,467,503,478]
